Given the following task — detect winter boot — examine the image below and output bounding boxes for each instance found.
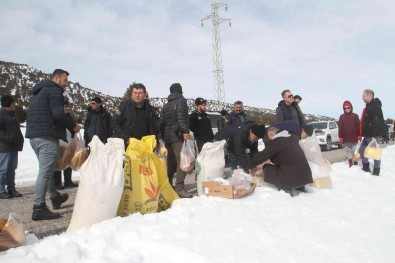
[0,192,11,199]
[348,159,353,168]
[50,192,69,210]
[176,189,193,198]
[362,163,371,173]
[372,168,380,176]
[353,161,358,166]
[7,189,22,197]
[32,203,61,221]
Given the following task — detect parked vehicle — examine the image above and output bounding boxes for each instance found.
[308,121,342,151]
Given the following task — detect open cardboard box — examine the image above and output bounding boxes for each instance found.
[202,181,256,199]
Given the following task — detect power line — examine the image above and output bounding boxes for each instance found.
[201,3,231,107]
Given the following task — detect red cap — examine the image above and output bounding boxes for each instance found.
[343,102,351,108]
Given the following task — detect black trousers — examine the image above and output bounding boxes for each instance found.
[53,167,73,186]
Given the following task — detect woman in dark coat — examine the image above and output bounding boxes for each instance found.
[248,126,313,196]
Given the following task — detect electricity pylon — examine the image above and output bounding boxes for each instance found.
[201,3,231,107]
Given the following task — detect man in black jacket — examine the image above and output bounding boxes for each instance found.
[160,83,192,198]
[0,95,24,199]
[84,96,112,145]
[54,99,78,189]
[112,83,159,147]
[359,89,387,176]
[189,97,214,153]
[215,122,266,173]
[275,90,308,137]
[26,69,81,221]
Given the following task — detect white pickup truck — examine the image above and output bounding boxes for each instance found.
[309,121,342,151]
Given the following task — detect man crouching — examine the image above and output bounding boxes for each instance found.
[248,125,313,197]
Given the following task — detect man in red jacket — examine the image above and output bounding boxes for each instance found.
[338,101,361,167]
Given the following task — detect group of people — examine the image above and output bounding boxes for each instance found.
[0,68,388,219]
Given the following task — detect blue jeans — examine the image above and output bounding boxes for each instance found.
[359,137,381,169]
[229,152,238,170]
[30,137,60,205]
[0,151,18,193]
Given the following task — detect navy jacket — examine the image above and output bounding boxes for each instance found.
[25,80,76,142]
[84,106,112,145]
[112,100,158,143]
[0,108,24,152]
[215,122,258,172]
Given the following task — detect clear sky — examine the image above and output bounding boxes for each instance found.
[1,0,394,119]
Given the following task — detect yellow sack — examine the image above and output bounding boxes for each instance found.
[118,136,178,216]
[152,154,179,212]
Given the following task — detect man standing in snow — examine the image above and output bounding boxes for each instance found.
[0,95,24,199]
[226,101,249,170]
[84,96,112,146]
[189,97,214,153]
[359,89,387,176]
[275,90,308,137]
[26,69,81,221]
[338,101,360,167]
[112,83,159,148]
[160,83,192,198]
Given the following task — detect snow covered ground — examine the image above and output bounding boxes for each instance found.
[1,129,395,262]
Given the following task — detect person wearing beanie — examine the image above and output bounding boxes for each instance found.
[84,96,112,146]
[53,98,79,190]
[248,126,313,197]
[160,83,191,198]
[112,83,159,148]
[338,100,361,168]
[0,95,24,199]
[214,121,263,173]
[189,97,214,152]
[26,69,81,221]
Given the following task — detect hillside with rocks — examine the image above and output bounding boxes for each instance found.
[0,60,332,124]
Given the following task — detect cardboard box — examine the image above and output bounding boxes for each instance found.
[310,176,332,189]
[202,181,256,199]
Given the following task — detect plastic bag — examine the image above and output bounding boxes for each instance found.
[352,140,362,161]
[227,169,252,191]
[155,139,168,169]
[196,140,226,196]
[299,134,332,171]
[364,138,382,160]
[180,140,196,173]
[55,130,72,171]
[67,136,125,233]
[0,213,25,251]
[69,132,88,171]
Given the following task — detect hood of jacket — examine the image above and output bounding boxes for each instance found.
[167,93,183,102]
[369,98,382,108]
[32,80,62,95]
[342,100,354,113]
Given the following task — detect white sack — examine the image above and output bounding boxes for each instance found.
[299,134,332,171]
[67,136,124,233]
[196,140,226,196]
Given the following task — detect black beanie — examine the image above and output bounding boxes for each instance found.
[1,95,14,107]
[170,83,183,94]
[251,125,266,138]
[91,96,102,104]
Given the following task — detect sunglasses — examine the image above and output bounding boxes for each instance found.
[344,107,351,110]
[287,94,294,98]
